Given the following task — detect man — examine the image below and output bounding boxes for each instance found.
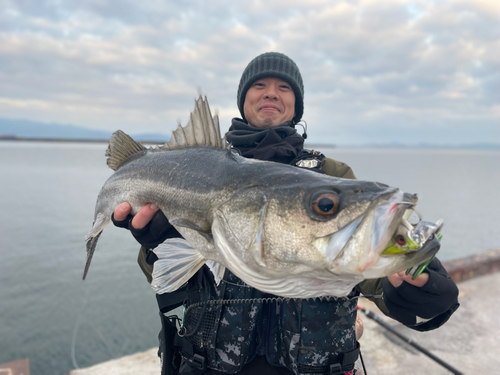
[113,52,459,374]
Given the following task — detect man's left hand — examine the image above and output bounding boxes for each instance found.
[382,257,460,331]
[387,270,429,288]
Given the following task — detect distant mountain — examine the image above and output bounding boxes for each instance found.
[0,118,170,142]
[361,141,500,149]
[458,143,500,149]
[1,117,498,149]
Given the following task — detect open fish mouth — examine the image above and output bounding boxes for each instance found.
[381,217,444,255]
[314,190,414,274]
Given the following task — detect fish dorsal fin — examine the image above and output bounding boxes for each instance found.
[106,130,147,171]
[161,96,228,150]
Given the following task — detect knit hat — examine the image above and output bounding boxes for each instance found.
[237,52,304,124]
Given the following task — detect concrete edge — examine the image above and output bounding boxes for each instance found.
[442,248,500,283]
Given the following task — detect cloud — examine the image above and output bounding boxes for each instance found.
[0,0,498,145]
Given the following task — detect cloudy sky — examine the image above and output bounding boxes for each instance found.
[1,0,499,145]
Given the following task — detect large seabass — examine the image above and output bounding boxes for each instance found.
[84,97,439,298]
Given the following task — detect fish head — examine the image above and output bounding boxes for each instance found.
[265,178,417,277]
[214,173,432,282]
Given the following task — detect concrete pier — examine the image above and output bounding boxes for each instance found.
[357,270,500,374]
[68,348,160,375]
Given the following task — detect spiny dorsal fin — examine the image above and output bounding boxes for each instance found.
[161,96,228,150]
[106,130,147,171]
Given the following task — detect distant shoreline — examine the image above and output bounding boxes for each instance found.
[1,136,499,150]
[0,136,167,144]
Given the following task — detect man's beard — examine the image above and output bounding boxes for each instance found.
[258,117,279,128]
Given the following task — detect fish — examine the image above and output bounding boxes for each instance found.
[84,96,440,298]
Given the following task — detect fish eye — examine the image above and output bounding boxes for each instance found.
[311,191,340,219]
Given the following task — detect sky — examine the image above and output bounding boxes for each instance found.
[0,0,499,146]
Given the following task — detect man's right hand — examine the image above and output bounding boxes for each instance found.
[114,202,159,230]
[112,202,182,250]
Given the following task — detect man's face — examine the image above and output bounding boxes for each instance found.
[243,77,295,128]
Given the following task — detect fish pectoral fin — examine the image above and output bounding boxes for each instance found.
[170,219,213,242]
[206,260,226,286]
[105,130,146,171]
[151,238,206,294]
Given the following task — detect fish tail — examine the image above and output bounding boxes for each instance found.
[83,232,102,280]
[83,213,111,280]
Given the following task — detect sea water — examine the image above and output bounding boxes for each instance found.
[0,142,499,374]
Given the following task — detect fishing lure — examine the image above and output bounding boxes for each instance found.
[382,207,443,280]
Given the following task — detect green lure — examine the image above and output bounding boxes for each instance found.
[405,233,442,279]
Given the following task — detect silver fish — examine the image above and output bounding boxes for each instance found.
[84,97,439,298]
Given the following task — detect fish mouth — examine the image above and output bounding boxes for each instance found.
[381,219,444,255]
[361,220,443,278]
[314,190,413,273]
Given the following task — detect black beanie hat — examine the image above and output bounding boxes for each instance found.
[237,52,304,124]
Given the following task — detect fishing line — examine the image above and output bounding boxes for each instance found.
[116,338,131,360]
[72,284,122,367]
[91,323,117,359]
[71,312,82,369]
[71,285,91,369]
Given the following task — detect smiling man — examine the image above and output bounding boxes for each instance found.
[242,77,296,128]
[112,52,459,375]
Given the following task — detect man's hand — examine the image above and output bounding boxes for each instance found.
[387,270,429,288]
[382,257,460,330]
[112,202,182,250]
[114,202,159,230]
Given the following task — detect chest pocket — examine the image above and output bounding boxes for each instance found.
[182,269,266,373]
[275,295,358,374]
[212,271,265,372]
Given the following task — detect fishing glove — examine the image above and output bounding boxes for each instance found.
[112,210,182,251]
[382,238,460,331]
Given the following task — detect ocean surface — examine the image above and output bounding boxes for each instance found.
[1,142,499,375]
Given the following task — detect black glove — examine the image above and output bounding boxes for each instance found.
[383,255,460,331]
[112,209,182,250]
